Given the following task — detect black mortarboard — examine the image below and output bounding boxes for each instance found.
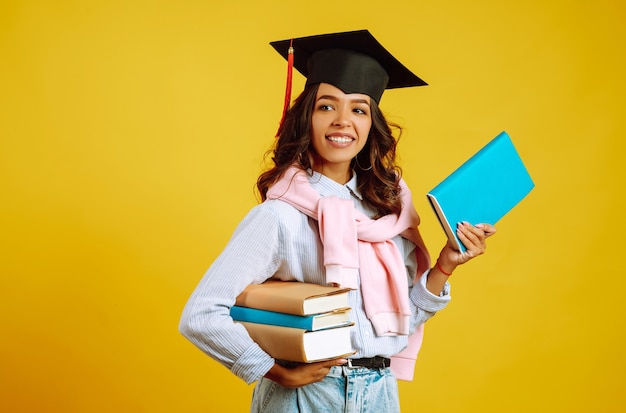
[270,29,427,104]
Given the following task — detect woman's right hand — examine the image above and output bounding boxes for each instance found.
[264,358,347,388]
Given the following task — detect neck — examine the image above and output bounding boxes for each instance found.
[312,162,352,184]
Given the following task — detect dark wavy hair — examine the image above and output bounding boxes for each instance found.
[257,84,404,218]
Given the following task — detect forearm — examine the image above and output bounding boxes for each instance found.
[179,292,276,383]
[179,206,284,383]
[426,260,455,295]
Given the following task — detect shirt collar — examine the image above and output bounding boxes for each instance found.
[344,172,363,200]
[307,169,363,201]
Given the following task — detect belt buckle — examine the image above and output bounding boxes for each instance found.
[346,359,358,369]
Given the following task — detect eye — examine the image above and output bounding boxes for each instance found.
[318,104,334,111]
[353,107,368,115]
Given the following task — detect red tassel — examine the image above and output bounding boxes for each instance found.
[276,39,294,137]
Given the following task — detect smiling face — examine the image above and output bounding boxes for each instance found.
[309,83,372,184]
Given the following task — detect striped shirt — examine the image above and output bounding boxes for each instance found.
[179,171,450,384]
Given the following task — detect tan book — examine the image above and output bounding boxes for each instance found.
[235,280,351,316]
[239,321,354,363]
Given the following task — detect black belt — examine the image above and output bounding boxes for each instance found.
[345,356,391,369]
[276,356,391,370]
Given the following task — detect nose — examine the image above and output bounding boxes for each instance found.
[332,108,351,127]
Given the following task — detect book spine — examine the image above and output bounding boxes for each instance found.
[230,306,313,330]
[427,193,464,252]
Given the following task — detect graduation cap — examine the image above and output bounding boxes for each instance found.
[270,29,427,133]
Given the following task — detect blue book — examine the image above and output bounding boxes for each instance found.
[427,131,534,252]
[230,305,351,331]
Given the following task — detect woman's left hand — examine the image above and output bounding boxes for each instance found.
[427,222,496,293]
[456,221,496,264]
[438,222,497,271]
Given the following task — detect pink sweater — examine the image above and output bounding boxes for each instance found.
[266,167,431,381]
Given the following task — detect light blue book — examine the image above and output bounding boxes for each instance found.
[230,305,351,331]
[427,131,534,252]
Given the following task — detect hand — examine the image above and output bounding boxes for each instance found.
[457,221,496,262]
[437,222,497,272]
[264,357,347,388]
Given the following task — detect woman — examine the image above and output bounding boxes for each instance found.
[179,30,496,412]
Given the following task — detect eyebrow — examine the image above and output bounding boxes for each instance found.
[317,95,370,106]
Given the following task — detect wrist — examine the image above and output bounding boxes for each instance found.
[435,260,454,276]
[265,362,286,381]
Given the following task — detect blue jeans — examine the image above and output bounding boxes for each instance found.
[251,366,400,413]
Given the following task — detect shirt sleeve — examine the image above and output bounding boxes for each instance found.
[178,204,284,384]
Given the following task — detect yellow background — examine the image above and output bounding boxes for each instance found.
[1,0,624,411]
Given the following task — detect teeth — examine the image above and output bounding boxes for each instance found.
[327,136,353,143]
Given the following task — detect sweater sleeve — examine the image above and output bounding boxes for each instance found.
[178,204,284,384]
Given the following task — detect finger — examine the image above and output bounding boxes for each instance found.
[462,222,488,238]
[313,358,347,369]
[475,223,497,237]
[328,358,348,367]
[457,222,481,245]
[456,230,478,258]
[457,224,485,258]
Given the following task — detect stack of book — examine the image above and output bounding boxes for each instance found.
[231,280,355,363]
